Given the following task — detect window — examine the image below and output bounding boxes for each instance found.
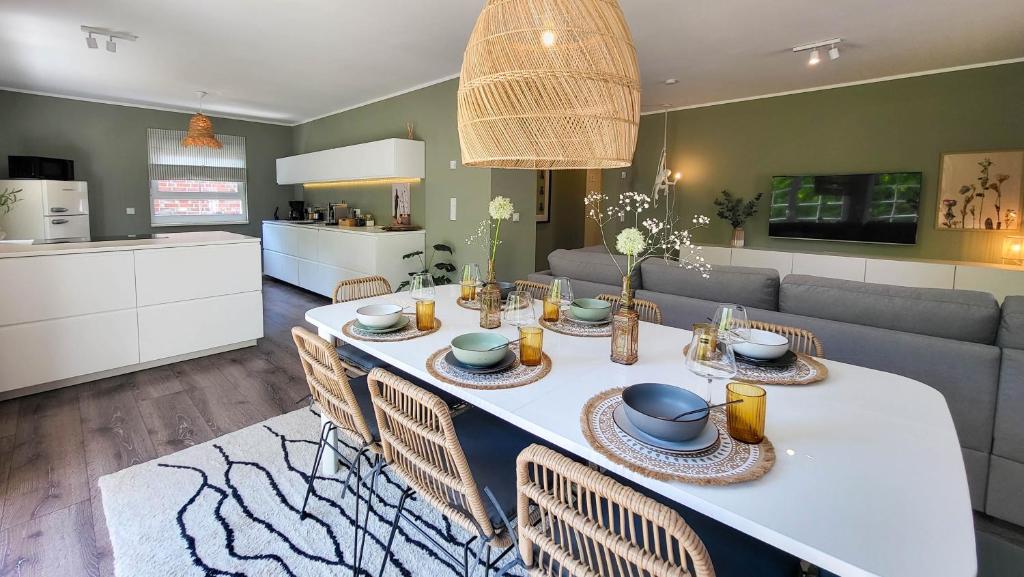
[147,128,248,226]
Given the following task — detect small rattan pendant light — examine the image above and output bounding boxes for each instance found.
[181,91,223,149]
[457,0,640,169]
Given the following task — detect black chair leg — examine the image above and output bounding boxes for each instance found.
[300,421,332,518]
[356,456,383,572]
[378,489,413,577]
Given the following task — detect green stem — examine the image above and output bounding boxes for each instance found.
[490,219,501,262]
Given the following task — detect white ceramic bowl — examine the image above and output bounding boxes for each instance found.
[732,328,790,360]
[356,304,403,329]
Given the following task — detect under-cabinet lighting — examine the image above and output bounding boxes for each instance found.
[302,178,421,189]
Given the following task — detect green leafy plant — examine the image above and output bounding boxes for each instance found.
[713,189,763,229]
[396,243,456,291]
[0,187,23,216]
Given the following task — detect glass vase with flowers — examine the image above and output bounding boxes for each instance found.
[466,195,515,329]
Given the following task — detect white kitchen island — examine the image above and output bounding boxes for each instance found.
[0,232,263,398]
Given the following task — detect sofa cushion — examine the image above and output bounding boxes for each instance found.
[995,348,1024,462]
[636,290,722,331]
[746,308,1000,456]
[780,275,1000,344]
[986,455,1024,526]
[548,248,640,290]
[997,296,1024,349]
[641,260,779,311]
[528,272,621,301]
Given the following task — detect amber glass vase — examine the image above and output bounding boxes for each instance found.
[479,260,501,329]
[610,275,639,365]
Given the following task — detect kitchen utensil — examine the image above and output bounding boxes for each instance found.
[671,399,743,421]
[450,333,509,366]
[621,383,710,442]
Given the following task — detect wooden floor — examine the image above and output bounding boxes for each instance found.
[0,278,327,577]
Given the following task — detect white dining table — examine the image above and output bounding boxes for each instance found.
[305,284,976,577]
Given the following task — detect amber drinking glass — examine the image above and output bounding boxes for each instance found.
[460,282,478,302]
[726,382,766,444]
[542,298,560,322]
[519,326,544,366]
[415,299,436,331]
[460,264,481,301]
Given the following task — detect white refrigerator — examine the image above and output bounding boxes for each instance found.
[0,179,90,240]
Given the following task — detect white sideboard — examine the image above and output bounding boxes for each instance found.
[711,246,1024,302]
[0,232,263,398]
[262,221,425,297]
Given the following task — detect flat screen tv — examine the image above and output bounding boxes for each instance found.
[767,172,922,245]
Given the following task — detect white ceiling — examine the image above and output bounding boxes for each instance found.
[1,0,1022,125]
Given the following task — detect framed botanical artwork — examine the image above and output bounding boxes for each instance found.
[536,170,552,223]
[937,150,1024,231]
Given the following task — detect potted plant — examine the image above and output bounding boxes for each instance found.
[396,244,456,291]
[585,191,710,364]
[0,187,23,241]
[713,189,763,248]
[466,195,515,328]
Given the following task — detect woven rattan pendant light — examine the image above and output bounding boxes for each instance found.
[181,91,223,149]
[457,0,640,169]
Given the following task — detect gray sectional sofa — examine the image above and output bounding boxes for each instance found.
[530,248,1023,526]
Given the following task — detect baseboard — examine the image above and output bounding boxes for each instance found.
[0,340,259,401]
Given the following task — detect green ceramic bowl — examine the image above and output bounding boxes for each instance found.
[450,332,509,367]
[570,298,612,322]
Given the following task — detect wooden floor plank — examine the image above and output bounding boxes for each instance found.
[0,501,99,577]
[128,365,184,402]
[0,399,18,439]
[175,357,276,436]
[0,436,12,532]
[136,390,215,457]
[1,387,89,531]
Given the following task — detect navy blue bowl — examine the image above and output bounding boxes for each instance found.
[621,383,709,442]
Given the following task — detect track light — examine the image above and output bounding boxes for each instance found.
[85,34,98,49]
[793,37,842,68]
[106,38,116,52]
[81,25,138,53]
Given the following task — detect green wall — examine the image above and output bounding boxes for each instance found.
[604,61,1024,263]
[535,170,587,270]
[0,90,293,238]
[293,79,536,283]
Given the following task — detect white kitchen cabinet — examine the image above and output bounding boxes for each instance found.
[0,251,136,327]
[135,242,262,306]
[0,309,139,393]
[262,221,423,296]
[954,265,1024,303]
[731,248,794,279]
[865,259,956,289]
[138,291,263,363]
[699,246,734,266]
[792,253,867,282]
[276,138,424,185]
[263,249,299,285]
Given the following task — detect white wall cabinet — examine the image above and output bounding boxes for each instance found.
[262,221,424,296]
[276,138,425,185]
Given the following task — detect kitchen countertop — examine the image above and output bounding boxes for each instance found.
[262,220,424,236]
[0,231,259,258]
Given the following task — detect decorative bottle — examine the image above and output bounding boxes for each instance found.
[479,259,501,329]
[610,275,639,364]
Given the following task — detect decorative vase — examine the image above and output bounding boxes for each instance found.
[731,227,745,248]
[610,275,639,365]
[479,259,501,329]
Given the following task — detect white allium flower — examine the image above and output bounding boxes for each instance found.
[615,227,647,256]
[489,196,514,221]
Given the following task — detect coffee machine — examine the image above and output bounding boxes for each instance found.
[288,200,305,220]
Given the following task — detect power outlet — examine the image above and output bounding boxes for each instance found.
[512,212,520,222]
[449,197,457,221]
[449,160,457,170]
[125,207,135,215]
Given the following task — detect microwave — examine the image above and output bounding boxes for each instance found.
[8,156,75,180]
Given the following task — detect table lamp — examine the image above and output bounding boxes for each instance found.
[1002,236,1024,265]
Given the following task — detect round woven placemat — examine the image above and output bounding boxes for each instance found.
[456,297,481,310]
[581,387,775,485]
[682,345,828,386]
[426,346,551,390]
[342,315,442,342]
[540,316,612,338]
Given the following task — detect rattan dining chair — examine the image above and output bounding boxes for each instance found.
[291,326,382,576]
[736,320,824,357]
[366,368,536,577]
[511,444,715,577]
[331,275,394,375]
[514,280,551,301]
[596,293,664,325]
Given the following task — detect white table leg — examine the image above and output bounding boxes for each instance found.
[317,326,340,475]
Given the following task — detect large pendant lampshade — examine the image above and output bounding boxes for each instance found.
[457,0,640,169]
[181,91,223,149]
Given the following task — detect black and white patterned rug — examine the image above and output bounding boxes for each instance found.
[99,408,516,576]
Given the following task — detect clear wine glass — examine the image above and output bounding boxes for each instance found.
[549,277,574,314]
[685,323,738,402]
[460,264,482,302]
[409,272,436,301]
[713,303,750,344]
[502,290,536,327]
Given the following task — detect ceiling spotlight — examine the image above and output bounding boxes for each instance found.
[808,49,820,66]
[85,34,98,49]
[793,37,842,68]
[81,25,138,53]
[829,44,840,61]
[664,78,679,85]
[106,38,116,53]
